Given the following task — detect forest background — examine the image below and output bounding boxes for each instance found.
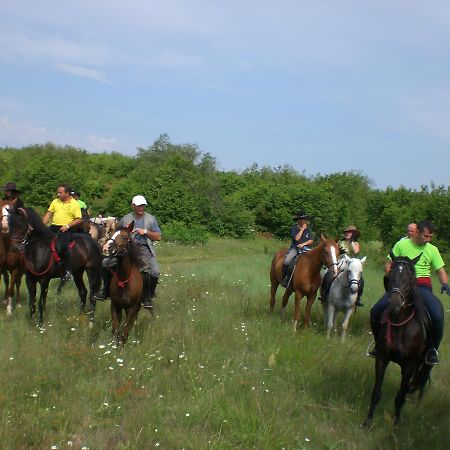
[1,133,449,254]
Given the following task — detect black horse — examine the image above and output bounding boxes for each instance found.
[364,253,434,426]
[8,207,102,325]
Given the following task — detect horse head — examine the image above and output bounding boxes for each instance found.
[387,253,421,314]
[320,235,340,276]
[347,256,366,295]
[8,207,31,252]
[111,221,134,257]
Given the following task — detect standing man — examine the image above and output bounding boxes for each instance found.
[370,220,449,364]
[42,183,82,282]
[95,195,161,309]
[401,223,418,240]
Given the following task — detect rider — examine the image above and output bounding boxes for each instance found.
[42,183,82,282]
[320,225,364,306]
[1,182,24,232]
[95,195,162,310]
[281,211,313,286]
[369,220,449,365]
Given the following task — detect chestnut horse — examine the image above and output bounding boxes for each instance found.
[270,236,340,328]
[363,254,436,427]
[109,221,144,344]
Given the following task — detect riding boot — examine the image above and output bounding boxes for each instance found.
[281,264,289,287]
[140,272,153,310]
[94,267,112,301]
[149,276,159,299]
[61,251,72,282]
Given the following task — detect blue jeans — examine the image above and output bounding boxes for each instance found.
[370,286,444,348]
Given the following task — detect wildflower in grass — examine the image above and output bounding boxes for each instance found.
[117,358,123,363]
[9,357,14,360]
[51,445,58,449]
[70,327,76,332]
[185,413,190,417]
[67,442,73,446]
[99,345,105,349]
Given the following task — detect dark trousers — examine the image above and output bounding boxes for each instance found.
[370,286,444,348]
[49,225,72,272]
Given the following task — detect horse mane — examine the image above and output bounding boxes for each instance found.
[21,207,54,238]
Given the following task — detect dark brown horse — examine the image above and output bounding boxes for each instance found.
[8,207,102,325]
[109,221,144,344]
[270,236,340,328]
[363,254,434,427]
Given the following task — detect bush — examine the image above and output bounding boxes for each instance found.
[163,221,209,244]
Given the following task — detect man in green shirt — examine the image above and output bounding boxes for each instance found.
[370,220,449,364]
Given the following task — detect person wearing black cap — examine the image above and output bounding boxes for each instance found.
[281,211,313,286]
[1,182,24,232]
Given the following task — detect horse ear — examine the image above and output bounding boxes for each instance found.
[360,256,367,265]
[321,234,326,243]
[128,220,134,232]
[335,235,340,243]
[389,250,396,261]
[411,252,422,265]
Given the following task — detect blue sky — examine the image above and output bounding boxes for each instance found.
[1,1,449,189]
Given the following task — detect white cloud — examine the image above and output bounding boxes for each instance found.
[0,115,120,153]
[55,63,112,84]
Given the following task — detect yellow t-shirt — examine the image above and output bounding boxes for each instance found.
[48,198,82,226]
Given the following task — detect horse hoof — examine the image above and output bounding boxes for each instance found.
[6,307,13,317]
[88,321,93,329]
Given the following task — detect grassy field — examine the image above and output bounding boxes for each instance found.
[0,237,449,449]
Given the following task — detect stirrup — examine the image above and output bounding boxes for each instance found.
[366,341,377,358]
[61,271,72,282]
[425,348,439,366]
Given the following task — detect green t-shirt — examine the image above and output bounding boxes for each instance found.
[77,199,87,210]
[391,239,445,278]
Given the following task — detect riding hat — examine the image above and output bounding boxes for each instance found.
[0,182,21,193]
[344,225,360,239]
[132,195,148,206]
[293,211,309,220]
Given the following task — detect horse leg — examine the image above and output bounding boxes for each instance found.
[122,306,139,344]
[26,274,37,319]
[111,304,122,341]
[325,303,334,338]
[280,287,292,320]
[5,270,14,316]
[293,290,303,330]
[73,271,87,315]
[269,279,279,312]
[340,307,354,341]
[303,293,316,328]
[363,358,389,427]
[394,363,415,425]
[38,279,49,326]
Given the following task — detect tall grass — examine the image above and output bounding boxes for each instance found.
[0,237,448,449]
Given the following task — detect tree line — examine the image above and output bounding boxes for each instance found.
[1,134,449,251]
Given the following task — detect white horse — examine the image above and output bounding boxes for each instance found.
[322,255,367,340]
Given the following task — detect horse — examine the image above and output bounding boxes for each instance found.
[1,240,25,316]
[363,253,434,427]
[108,221,143,344]
[322,255,366,339]
[269,236,340,328]
[8,207,102,325]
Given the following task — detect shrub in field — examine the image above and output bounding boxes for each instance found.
[163,220,209,244]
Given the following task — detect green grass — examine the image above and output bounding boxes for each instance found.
[0,237,449,449]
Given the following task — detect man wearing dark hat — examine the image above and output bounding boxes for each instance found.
[1,182,24,232]
[281,211,314,286]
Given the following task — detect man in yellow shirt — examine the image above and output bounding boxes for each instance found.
[43,183,82,282]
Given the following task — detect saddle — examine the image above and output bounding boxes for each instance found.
[52,236,75,262]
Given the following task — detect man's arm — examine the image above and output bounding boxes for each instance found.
[42,211,53,225]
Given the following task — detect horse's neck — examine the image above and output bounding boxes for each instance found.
[307,244,325,270]
[116,254,132,277]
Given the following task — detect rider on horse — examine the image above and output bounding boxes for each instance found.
[281,211,313,287]
[42,183,82,282]
[1,182,24,232]
[95,195,162,310]
[320,224,365,306]
[370,220,449,365]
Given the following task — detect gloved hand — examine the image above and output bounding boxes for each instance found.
[440,283,450,295]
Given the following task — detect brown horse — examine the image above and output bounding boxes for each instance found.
[109,221,144,344]
[269,236,340,328]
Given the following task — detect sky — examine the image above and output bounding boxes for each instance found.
[1,1,449,189]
